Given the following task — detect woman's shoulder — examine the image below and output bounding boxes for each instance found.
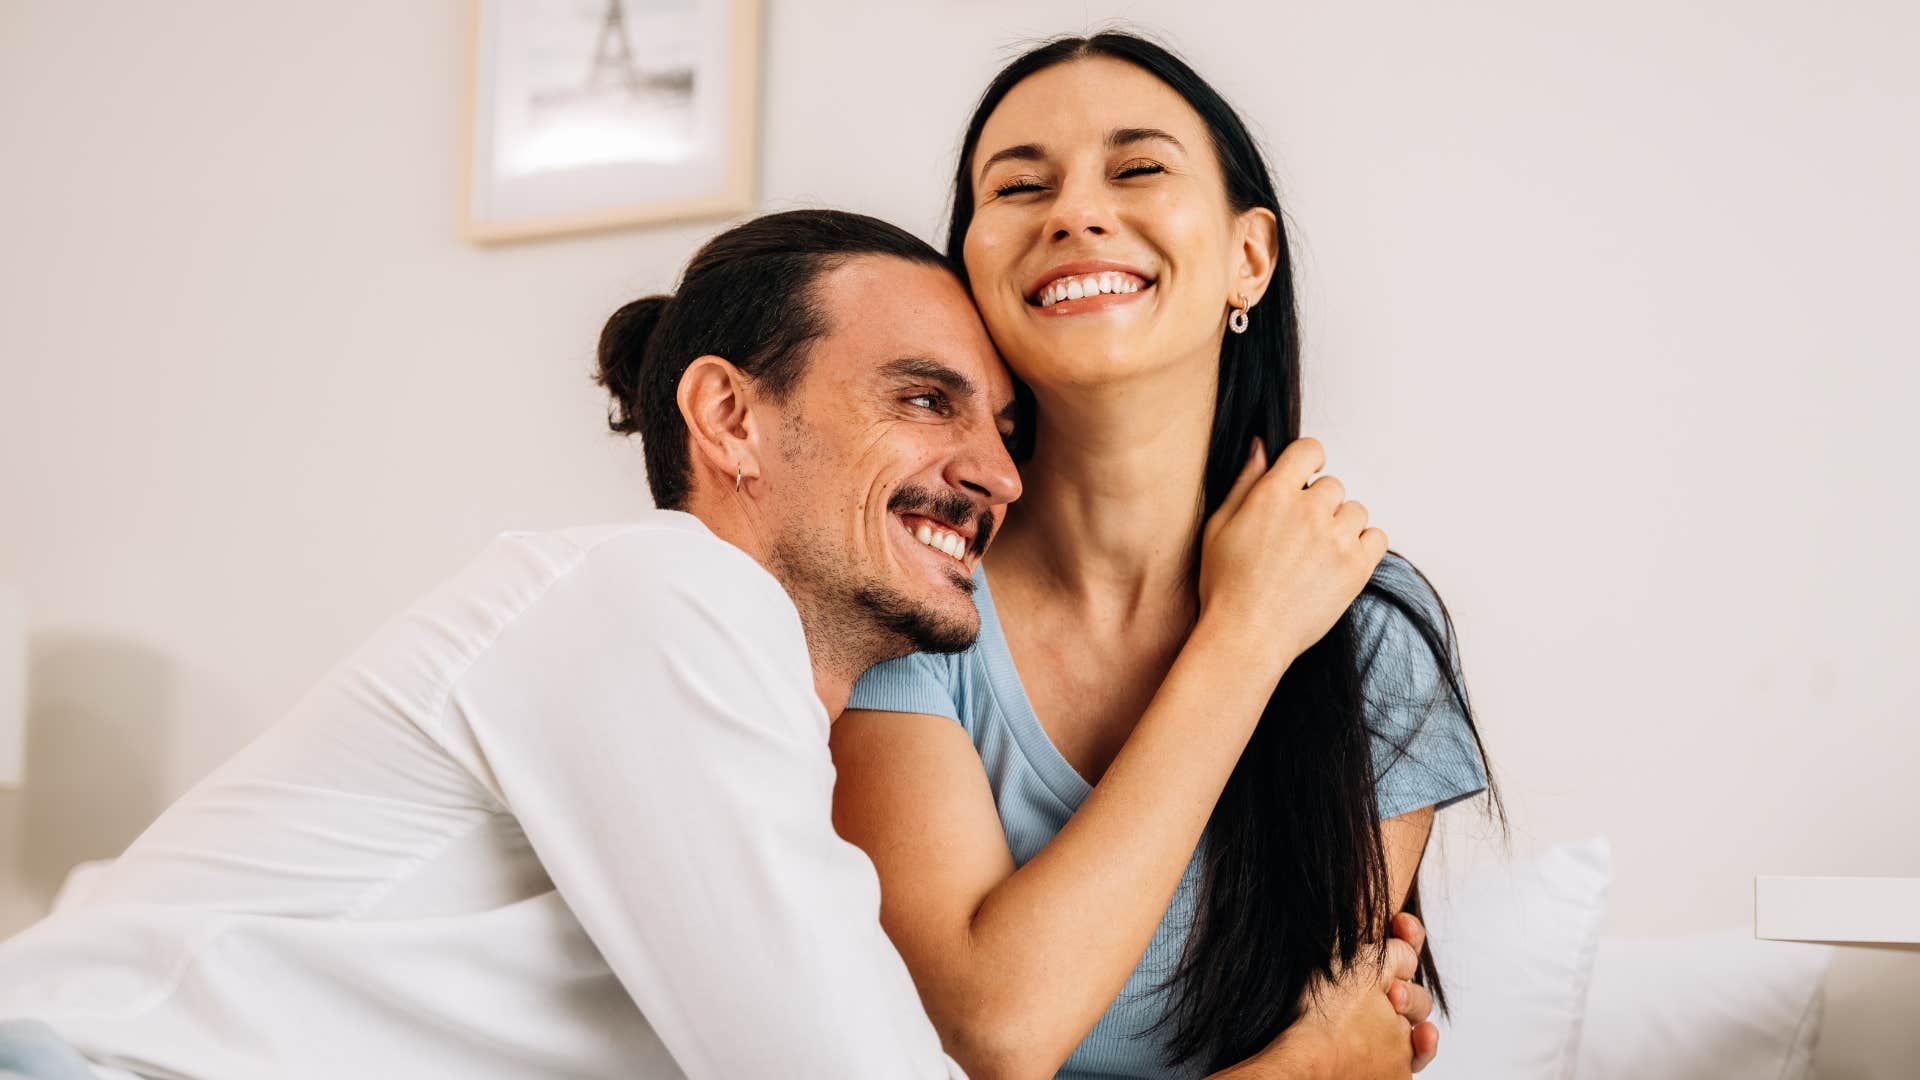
[847,648,974,723]
[1351,555,1489,815]
[1348,552,1466,708]
[856,647,968,687]
[1351,553,1449,647]
[1359,551,1442,608]
[848,565,1005,723]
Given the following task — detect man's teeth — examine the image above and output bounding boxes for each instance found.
[1037,271,1147,308]
[912,523,969,561]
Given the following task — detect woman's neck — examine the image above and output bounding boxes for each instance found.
[993,358,1216,620]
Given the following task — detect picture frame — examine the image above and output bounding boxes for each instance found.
[462,0,761,244]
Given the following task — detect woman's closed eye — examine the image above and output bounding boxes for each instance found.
[988,161,1164,199]
[989,175,1048,198]
[1114,159,1165,180]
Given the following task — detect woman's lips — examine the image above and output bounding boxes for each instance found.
[1023,259,1157,304]
[1031,270,1151,307]
[1029,279,1154,316]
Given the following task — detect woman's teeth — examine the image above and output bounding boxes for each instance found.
[913,523,969,561]
[1037,271,1146,308]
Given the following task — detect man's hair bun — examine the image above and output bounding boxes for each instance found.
[595,294,672,435]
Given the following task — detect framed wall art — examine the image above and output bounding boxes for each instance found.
[462,0,761,243]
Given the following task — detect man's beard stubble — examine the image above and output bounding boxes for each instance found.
[862,481,998,656]
[769,483,995,678]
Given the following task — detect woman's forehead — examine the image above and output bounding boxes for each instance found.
[976,58,1208,165]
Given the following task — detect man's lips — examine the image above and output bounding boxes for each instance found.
[898,511,975,553]
[898,513,978,565]
[887,484,994,571]
[898,512,974,544]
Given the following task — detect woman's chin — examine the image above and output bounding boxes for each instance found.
[1011,352,1160,394]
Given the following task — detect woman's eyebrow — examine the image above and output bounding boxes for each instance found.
[1107,126,1183,152]
[975,128,1185,183]
[976,142,1045,179]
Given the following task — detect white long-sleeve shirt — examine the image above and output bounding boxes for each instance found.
[0,513,965,1079]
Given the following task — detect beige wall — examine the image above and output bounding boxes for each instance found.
[3,0,1915,1072]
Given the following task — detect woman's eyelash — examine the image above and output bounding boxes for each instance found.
[991,178,1047,197]
[989,162,1163,197]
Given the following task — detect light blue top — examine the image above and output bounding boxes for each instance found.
[847,555,1489,1079]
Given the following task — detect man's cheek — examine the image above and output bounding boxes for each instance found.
[851,419,912,461]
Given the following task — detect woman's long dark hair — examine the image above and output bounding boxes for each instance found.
[948,32,1502,1071]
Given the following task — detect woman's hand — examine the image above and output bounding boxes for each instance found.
[1198,437,1388,669]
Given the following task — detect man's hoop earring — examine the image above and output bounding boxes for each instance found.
[1229,294,1251,335]
[735,463,743,493]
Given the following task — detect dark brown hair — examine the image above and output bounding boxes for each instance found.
[596,209,949,508]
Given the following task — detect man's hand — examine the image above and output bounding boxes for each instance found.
[1207,912,1440,1079]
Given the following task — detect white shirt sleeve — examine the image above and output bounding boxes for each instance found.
[442,527,965,1079]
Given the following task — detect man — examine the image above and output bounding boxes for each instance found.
[0,211,1436,1078]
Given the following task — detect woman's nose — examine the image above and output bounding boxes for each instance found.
[1051,221,1106,242]
[1043,174,1115,242]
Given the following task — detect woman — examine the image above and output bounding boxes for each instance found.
[830,33,1497,1079]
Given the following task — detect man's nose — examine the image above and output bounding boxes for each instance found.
[947,430,1023,509]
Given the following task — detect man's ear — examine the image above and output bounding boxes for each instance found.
[1232,206,1281,308]
[676,355,761,493]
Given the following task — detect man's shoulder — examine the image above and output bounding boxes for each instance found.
[548,512,785,609]
[474,513,790,630]
[498,510,710,563]
[397,512,794,667]
[546,510,721,557]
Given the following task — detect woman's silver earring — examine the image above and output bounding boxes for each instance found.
[735,463,743,493]
[1229,293,1251,335]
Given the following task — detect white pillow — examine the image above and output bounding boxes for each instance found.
[1417,838,1612,1080]
[1572,929,1832,1080]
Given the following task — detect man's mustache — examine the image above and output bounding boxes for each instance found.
[888,486,996,557]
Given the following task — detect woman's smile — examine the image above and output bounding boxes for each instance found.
[1026,260,1156,313]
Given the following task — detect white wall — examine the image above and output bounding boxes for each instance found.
[3,1,1915,1073]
